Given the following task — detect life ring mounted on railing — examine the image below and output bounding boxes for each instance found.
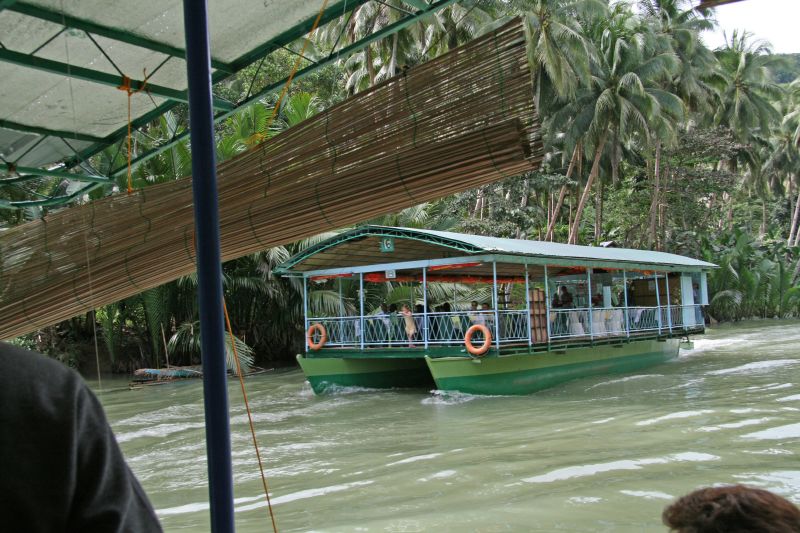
[464,324,492,356]
[306,323,327,350]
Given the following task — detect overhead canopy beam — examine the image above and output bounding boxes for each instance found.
[0,118,107,144]
[1,0,454,208]
[0,182,100,209]
[65,0,443,171]
[0,48,234,111]
[104,0,459,178]
[0,162,111,183]
[5,1,235,73]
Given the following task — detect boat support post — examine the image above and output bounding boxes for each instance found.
[303,275,309,351]
[182,0,235,530]
[492,261,500,351]
[622,270,630,338]
[359,272,365,351]
[543,264,551,349]
[524,264,531,348]
[654,272,662,334]
[587,268,593,342]
[422,267,428,349]
[664,272,673,333]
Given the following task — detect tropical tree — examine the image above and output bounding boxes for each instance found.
[553,4,682,244]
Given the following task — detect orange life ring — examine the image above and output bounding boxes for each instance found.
[307,323,327,350]
[464,324,492,356]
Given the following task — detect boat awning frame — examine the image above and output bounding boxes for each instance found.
[276,225,719,277]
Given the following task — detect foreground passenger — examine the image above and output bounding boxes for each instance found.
[663,484,800,532]
[0,342,162,532]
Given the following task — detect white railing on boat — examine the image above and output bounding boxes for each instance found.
[549,304,703,340]
[306,305,704,349]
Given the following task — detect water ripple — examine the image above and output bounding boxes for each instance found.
[521,452,719,483]
[741,423,800,440]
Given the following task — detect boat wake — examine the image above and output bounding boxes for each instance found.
[422,390,479,405]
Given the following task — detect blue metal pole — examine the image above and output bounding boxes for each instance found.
[303,276,309,351]
[524,264,532,348]
[182,2,235,531]
[654,272,662,334]
[587,268,593,342]
[543,265,551,348]
[359,273,365,351]
[422,267,428,349]
[492,261,500,351]
[665,273,673,333]
[623,270,630,338]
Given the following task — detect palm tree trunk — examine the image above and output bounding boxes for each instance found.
[788,182,800,246]
[647,141,661,249]
[545,145,580,241]
[595,180,604,243]
[366,45,376,87]
[569,131,608,245]
[388,33,399,77]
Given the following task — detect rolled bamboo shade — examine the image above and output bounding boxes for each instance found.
[0,19,542,339]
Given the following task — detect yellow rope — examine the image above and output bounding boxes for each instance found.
[224,3,330,530]
[224,301,279,532]
[118,70,151,194]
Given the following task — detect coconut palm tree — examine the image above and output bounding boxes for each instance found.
[512,0,606,241]
[713,31,782,141]
[553,5,681,244]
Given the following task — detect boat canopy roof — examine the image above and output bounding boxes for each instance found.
[276,225,718,277]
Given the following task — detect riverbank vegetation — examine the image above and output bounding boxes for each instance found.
[6,0,800,372]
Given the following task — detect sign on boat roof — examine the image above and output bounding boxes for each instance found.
[276,225,718,275]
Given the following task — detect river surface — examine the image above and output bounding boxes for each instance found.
[93,320,800,531]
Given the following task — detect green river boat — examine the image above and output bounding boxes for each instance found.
[276,226,715,395]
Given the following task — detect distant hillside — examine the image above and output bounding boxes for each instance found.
[772,53,800,84]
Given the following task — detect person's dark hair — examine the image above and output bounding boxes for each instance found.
[442,302,451,312]
[662,484,800,533]
[414,304,423,313]
[389,303,398,313]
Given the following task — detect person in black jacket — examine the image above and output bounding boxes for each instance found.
[0,342,162,532]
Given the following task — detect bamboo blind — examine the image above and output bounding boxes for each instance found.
[0,19,542,339]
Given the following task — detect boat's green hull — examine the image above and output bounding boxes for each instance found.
[296,354,434,393]
[297,338,679,395]
[426,339,679,395]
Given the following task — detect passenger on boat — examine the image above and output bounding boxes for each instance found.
[0,342,162,532]
[469,301,483,325]
[401,304,417,347]
[552,286,574,336]
[662,484,800,532]
[376,303,391,345]
[481,302,494,334]
[693,283,704,325]
[414,304,424,341]
[559,286,574,308]
[389,303,403,343]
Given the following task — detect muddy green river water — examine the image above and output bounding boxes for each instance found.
[93,320,800,531]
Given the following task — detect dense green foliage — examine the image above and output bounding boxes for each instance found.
[8,0,800,372]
